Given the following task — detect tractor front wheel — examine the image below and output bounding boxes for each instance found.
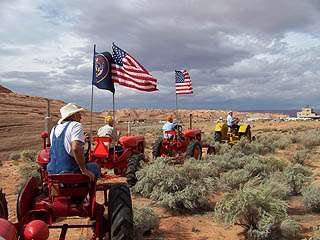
[214,132,221,142]
[126,153,144,187]
[186,141,202,160]
[0,189,8,219]
[152,137,163,159]
[108,185,134,240]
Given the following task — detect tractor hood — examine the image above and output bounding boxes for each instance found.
[183,129,201,138]
[119,135,145,148]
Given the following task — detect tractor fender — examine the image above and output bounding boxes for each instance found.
[214,123,224,132]
[0,218,17,240]
[238,124,250,133]
[24,220,49,240]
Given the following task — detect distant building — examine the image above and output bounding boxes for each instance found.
[297,106,320,119]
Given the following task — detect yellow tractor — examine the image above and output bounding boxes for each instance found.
[213,121,252,145]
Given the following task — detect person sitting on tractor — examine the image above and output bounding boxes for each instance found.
[227,111,239,132]
[97,115,122,153]
[162,115,175,139]
[97,115,118,141]
[47,103,101,181]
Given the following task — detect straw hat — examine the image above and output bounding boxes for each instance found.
[58,103,85,124]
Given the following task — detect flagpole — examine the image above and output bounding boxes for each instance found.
[112,93,115,124]
[90,44,96,145]
[175,93,179,121]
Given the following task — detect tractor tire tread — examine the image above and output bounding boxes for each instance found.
[186,140,202,160]
[214,132,221,142]
[0,188,8,219]
[108,185,134,240]
[152,137,163,159]
[126,153,144,187]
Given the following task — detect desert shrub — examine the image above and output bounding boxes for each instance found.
[292,149,309,165]
[283,164,312,195]
[134,207,159,239]
[215,179,288,240]
[219,169,251,191]
[302,185,320,212]
[19,161,39,182]
[295,130,320,149]
[213,143,232,155]
[20,150,37,162]
[272,134,293,150]
[9,152,21,160]
[243,156,286,179]
[202,133,215,146]
[232,137,276,156]
[208,152,249,173]
[280,219,301,239]
[262,172,289,200]
[133,159,218,212]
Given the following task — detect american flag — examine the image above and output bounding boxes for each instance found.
[175,69,193,95]
[111,43,158,92]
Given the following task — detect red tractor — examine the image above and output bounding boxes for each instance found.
[0,132,135,240]
[152,125,203,161]
[88,134,146,186]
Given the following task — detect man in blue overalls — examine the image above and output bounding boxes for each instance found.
[47,103,101,181]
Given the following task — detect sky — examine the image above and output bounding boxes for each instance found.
[1,0,320,111]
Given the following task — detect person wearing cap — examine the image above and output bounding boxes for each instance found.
[47,103,101,181]
[97,115,118,141]
[162,115,175,139]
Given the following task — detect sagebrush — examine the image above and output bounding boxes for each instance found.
[134,207,159,239]
[133,159,218,212]
[215,179,288,240]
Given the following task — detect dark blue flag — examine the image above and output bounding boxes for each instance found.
[92,50,115,93]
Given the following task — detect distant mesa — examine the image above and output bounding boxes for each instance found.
[0,84,13,94]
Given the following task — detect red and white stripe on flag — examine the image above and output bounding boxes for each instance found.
[176,69,193,95]
[111,50,158,92]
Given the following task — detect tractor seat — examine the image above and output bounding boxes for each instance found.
[109,145,124,156]
[164,130,176,140]
[47,174,92,198]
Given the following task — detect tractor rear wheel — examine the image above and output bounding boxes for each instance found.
[186,140,202,160]
[126,153,144,187]
[0,189,8,219]
[152,137,163,159]
[108,185,134,240]
[214,132,221,142]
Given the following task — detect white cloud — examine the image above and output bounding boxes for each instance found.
[1,0,320,110]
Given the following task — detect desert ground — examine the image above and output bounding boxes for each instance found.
[1,87,320,240]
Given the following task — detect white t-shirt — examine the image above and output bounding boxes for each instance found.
[50,121,85,156]
[97,124,117,140]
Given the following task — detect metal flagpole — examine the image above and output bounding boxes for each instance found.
[90,44,96,145]
[112,93,115,124]
[175,92,178,121]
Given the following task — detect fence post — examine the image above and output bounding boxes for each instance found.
[44,98,52,133]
